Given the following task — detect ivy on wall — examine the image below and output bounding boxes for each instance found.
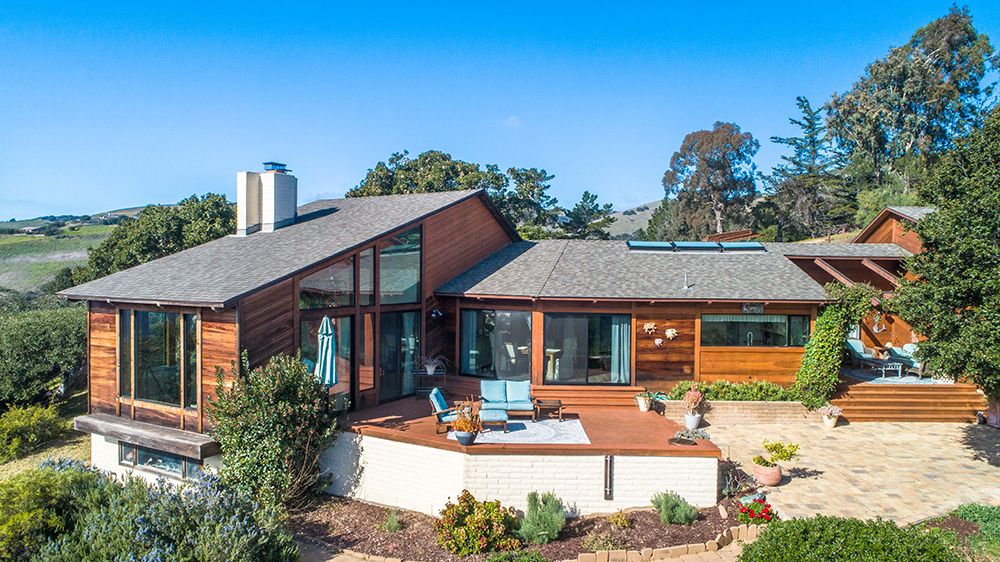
[793,283,882,409]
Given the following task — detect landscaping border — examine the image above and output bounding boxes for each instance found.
[659,400,818,425]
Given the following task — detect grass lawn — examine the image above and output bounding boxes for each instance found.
[0,225,113,291]
[0,390,90,480]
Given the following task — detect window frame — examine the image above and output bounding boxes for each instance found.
[117,308,200,416]
[699,313,812,347]
[458,308,533,380]
[377,226,422,305]
[118,442,204,480]
[541,312,632,386]
[298,255,356,310]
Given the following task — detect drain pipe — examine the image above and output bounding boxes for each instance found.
[604,455,614,500]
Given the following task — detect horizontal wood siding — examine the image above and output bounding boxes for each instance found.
[89,303,118,415]
[699,347,805,385]
[634,304,696,391]
[239,278,295,369]
[200,308,238,431]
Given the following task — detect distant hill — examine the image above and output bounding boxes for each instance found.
[608,200,662,238]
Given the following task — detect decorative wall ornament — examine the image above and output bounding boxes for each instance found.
[654,338,664,347]
[643,322,658,334]
[664,328,678,340]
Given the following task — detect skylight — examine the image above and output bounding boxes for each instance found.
[626,240,766,253]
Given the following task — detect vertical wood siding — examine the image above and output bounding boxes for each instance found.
[88,303,118,415]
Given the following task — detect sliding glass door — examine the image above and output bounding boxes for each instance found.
[378,311,421,402]
[543,313,631,385]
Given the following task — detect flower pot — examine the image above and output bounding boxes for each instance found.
[752,463,782,487]
[454,431,477,446]
[684,413,702,430]
[425,365,437,376]
[636,396,652,412]
[822,414,838,429]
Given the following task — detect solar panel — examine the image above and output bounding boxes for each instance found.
[626,240,674,251]
[671,241,722,251]
[719,241,765,252]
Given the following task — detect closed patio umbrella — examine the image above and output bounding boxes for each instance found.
[314,316,337,386]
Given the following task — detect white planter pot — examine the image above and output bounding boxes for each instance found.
[636,397,652,412]
[822,414,838,429]
[425,366,437,376]
[684,413,702,430]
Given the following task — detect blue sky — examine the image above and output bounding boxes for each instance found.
[1,2,998,218]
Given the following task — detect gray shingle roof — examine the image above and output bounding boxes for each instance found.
[887,206,935,221]
[60,190,487,307]
[763,243,911,258]
[436,240,869,302]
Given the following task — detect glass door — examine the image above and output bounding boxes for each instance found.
[379,311,421,402]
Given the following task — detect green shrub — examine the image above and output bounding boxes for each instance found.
[0,460,110,562]
[435,490,521,555]
[0,404,65,463]
[36,470,296,561]
[380,509,402,532]
[752,440,800,468]
[651,491,699,526]
[581,530,628,551]
[210,353,339,511]
[486,551,552,562]
[667,380,798,402]
[793,283,881,409]
[608,510,631,528]
[0,306,86,406]
[518,491,566,544]
[953,503,1000,558]
[737,516,959,562]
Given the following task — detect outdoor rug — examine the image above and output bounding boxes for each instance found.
[843,368,952,385]
[447,419,591,445]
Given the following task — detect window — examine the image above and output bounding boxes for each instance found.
[379,311,421,401]
[359,248,375,306]
[379,228,421,304]
[700,314,811,347]
[459,309,531,380]
[543,313,631,385]
[119,310,198,408]
[359,313,375,391]
[299,315,353,396]
[119,443,203,479]
[299,257,354,309]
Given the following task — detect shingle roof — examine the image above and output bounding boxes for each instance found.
[60,190,490,307]
[887,206,935,221]
[763,243,911,258]
[436,240,861,302]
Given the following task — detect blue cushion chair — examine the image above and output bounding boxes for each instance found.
[888,345,924,376]
[504,380,534,412]
[845,339,885,369]
[480,380,508,411]
[429,387,458,434]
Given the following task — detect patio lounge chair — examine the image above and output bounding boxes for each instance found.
[480,380,534,418]
[429,387,459,434]
[846,339,886,369]
[888,344,924,377]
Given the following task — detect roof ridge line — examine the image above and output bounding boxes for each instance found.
[536,239,571,297]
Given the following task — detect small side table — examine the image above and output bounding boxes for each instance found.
[533,399,564,422]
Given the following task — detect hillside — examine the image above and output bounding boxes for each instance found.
[608,200,661,238]
[0,224,114,292]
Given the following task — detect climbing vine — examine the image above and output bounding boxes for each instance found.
[793,283,882,409]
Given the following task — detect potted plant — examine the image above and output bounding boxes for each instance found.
[817,404,842,429]
[420,355,448,377]
[635,390,660,412]
[751,440,800,486]
[452,405,481,447]
[682,389,705,430]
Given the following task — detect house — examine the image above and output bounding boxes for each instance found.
[58,165,974,514]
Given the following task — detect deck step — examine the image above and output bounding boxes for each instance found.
[831,381,985,422]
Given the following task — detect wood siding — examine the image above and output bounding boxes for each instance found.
[239,278,295,369]
[88,303,118,415]
[854,212,923,254]
[699,347,805,385]
[200,308,238,431]
[634,303,696,391]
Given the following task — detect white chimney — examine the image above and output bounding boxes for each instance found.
[236,162,297,236]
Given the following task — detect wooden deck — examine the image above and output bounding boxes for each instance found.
[344,398,720,458]
[832,377,986,422]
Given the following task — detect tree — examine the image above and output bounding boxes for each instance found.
[661,122,759,237]
[771,96,834,177]
[72,194,235,283]
[558,191,615,239]
[826,6,998,189]
[0,306,86,405]
[347,150,508,197]
[895,106,1000,401]
[501,167,560,230]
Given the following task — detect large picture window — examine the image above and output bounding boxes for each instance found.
[459,309,531,380]
[119,310,197,408]
[299,257,355,309]
[700,314,811,347]
[379,228,421,305]
[543,313,631,385]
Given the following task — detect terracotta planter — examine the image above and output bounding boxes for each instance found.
[636,396,652,412]
[752,463,782,486]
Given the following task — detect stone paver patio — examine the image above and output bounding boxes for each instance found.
[710,421,1000,524]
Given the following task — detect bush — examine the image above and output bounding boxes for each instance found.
[0,306,86,405]
[752,440,800,468]
[486,551,552,562]
[737,516,958,562]
[0,404,65,463]
[36,472,296,561]
[380,509,402,532]
[651,491,699,526]
[581,530,628,552]
[737,497,777,525]
[210,353,339,511]
[0,460,110,561]
[435,490,521,555]
[952,503,1000,557]
[518,491,566,545]
[667,380,798,402]
[608,510,631,529]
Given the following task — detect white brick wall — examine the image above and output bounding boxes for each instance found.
[322,433,718,516]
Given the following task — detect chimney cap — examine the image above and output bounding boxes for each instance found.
[263,162,290,173]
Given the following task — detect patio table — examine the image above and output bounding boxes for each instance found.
[878,361,904,378]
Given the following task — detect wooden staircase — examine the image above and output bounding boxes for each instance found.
[831,380,986,422]
[531,385,642,407]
